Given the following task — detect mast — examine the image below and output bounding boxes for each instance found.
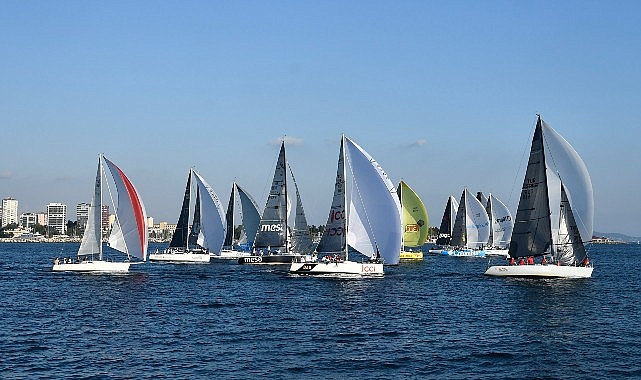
[99,154,103,261]
[283,140,289,254]
[341,135,348,261]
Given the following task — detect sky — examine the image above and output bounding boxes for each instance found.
[1,1,640,237]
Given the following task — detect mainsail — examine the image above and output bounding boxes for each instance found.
[397,181,429,248]
[316,137,347,255]
[78,159,103,259]
[345,137,402,265]
[169,170,192,249]
[435,195,459,245]
[254,142,289,251]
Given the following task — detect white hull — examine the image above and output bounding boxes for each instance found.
[210,249,252,260]
[433,248,486,257]
[484,264,593,278]
[52,260,131,272]
[484,249,510,258]
[290,260,383,276]
[149,252,211,263]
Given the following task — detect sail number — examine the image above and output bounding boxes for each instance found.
[326,227,344,236]
[330,210,345,223]
[361,265,377,273]
[405,224,420,232]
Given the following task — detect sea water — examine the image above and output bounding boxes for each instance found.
[0,242,639,379]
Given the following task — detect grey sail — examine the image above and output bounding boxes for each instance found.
[508,117,553,258]
[554,183,588,265]
[78,158,103,260]
[254,142,288,251]
[223,183,236,248]
[236,183,260,246]
[288,165,314,254]
[169,170,192,249]
[316,137,347,255]
[450,189,468,247]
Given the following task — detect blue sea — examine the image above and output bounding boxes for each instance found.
[1,242,639,379]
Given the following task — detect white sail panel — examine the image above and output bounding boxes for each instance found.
[236,184,261,246]
[465,188,490,248]
[192,171,226,254]
[345,137,402,265]
[78,160,103,258]
[487,194,513,248]
[103,157,148,261]
[541,121,594,242]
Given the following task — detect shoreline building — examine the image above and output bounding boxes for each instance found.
[46,203,67,235]
[19,213,38,230]
[2,197,18,227]
[77,202,90,229]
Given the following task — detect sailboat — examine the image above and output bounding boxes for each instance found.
[398,181,428,261]
[52,154,148,272]
[149,169,226,263]
[290,135,402,275]
[214,181,261,260]
[238,141,315,264]
[485,115,594,278]
[434,188,490,257]
[428,195,459,254]
[483,193,513,257]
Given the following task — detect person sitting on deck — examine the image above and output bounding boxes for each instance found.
[518,258,525,265]
[509,257,516,266]
[581,257,590,267]
[541,256,548,265]
[527,256,534,265]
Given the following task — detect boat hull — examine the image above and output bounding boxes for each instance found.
[211,249,252,260]
[399,250,424,261]
[435,248,486,257]
[149,252,211,263]
[52,260,131,272]
[484,264,593,278]
[290,260,383,275]
[238,254,314,265]
[484,249,510,258]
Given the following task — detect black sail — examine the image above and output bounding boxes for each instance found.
[508,116,553,258]
[169,170,192,249]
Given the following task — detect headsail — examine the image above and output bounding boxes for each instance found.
[103,156,148,261]
[223,183,236,248]
[554,183,588,265]
[288,165,314,254]
[486,193,513,249]
[236,183,260,246]
[345,137,402,265]
[191,170,226,254]
[398,181,429,248]
[188,186,202,249]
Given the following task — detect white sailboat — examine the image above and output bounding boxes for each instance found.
[485,115,594,278]
[149,169,226,263]
[238,140,315,264]
[398,180,428,261]
[436,188,490,257]
[428,195,459,254]
[214,181,260,260]
[290,135,402,275]
[52,155,148,272]
[483,193,513,257]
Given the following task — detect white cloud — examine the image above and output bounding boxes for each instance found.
[0,171,12,179]
[408,139,428,148]
[269,136,304,146]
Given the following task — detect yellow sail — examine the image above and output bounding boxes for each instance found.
[399,181,429,248]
